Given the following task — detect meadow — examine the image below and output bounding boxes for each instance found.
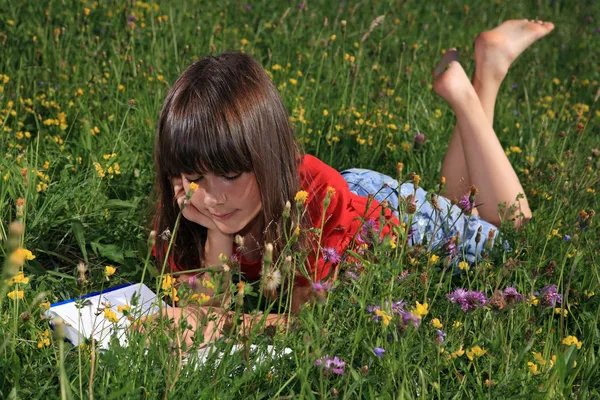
[1,0,599,398]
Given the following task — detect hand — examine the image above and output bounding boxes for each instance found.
[171,176,220,232]
[134,306,226,348]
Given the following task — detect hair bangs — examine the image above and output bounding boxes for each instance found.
[158,80,255,178]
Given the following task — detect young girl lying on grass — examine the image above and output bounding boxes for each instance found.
[150,19,554,346]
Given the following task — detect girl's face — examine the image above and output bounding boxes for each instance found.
[173,171,263,235]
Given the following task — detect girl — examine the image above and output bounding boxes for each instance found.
[151,20,554,344]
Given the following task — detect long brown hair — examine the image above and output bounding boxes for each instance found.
[153,52,305,272]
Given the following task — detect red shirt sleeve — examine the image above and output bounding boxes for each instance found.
[296,155,399,285]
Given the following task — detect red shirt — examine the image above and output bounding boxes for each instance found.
[154,155,399,283]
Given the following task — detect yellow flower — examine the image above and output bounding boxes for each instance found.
[161,275,176,291]
[375,309,392,326]
[294,190,308,204]
[37,329,51,348]
[458,261,470,271]
[528,361,541,375]
[105,265,117,278]
[529,295,539,306]
[429,255,440,264]
[451,345,465,359]
[466,345,487,360]
[554,308,568,317]
[322,109,329,117]
[11,272,30,285]
[562,335,582,349]
[271,64,282,71]
[411,302,429,319]
[7,290,24,300]
[289,78,298,86]
[293,226,301,237]
[117,304,130,313]
[104,308,119,323]
[8,248,36,267]
[326,186,336,198]
[532,352,546,366]
[202,279,215,290]
[192,293,211,304]
[164,287,179,302]
[188,182,199,194]
[40,301,51,311]
[453,321,462,328]
[431,318,443,329]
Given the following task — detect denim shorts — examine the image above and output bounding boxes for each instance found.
[340,168,500,263]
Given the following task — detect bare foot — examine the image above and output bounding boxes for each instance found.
[433,49,476,108]
[474,19,555,82]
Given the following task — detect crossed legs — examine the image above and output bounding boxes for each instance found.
[436,19,555,228]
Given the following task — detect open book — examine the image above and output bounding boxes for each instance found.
[44,283,169,349]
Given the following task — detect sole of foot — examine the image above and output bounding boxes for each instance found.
[474,19,555,81]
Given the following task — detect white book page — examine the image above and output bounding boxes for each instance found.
[46,283,169,349]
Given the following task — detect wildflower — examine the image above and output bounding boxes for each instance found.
[453,321,462,328]
[528,361,541,375]
[503,287,523,305]
[117,304,131,313]
[554,308,568,317]
[202,279,215,290]
[8,248,36,267]
[315,355,346,375]
[356,219,379,245]
[399,311,420,328]
[435,329,446,344]
[538,284,562,307]
[562,335,582,349]
[7,290,24,300]
[451,345,465,359]
[413,133,425,150]
[429,254,440,264]
[9,272,30,285]
[466,346,487,360]
[411,302,429,319]
[37,329,51,348]
[458,261,470,271]
[40,301,51,311]
[161,275,176,291]
[447,288,487,312]
[105,265,116,280]
[457,194,473,214]
[294,190,308,204]
[431,318,443,328]
[104,308,119,323]
[322,247,341,263]
[263,268,282,292]
[322,109,329,117]
[374,309,393,326]
[532,352,547,366]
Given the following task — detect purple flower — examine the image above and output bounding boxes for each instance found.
[414,133,425,150]
[503,287,523,304]
[435,329,446,344]
[356,219,379,245]
[442,237,458,259]
[373,347,385,357]
[447,288,487,312]
[127,14,137,21]
[243,4,253,11]
[312,281,332,292]
[457,194,472,213]
[399,311,420,328]
[564,234,571,241]
[539,284,562,307]
[396,270,409,281]
[315,355,345,374]
[511,83,518,89]
[322,247,341,263]
[345,270,359,280]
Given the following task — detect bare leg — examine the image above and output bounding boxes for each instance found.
[434,59,532,228]
[440,20,555,205]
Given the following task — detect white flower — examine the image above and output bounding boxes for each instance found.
[263,268,282,292]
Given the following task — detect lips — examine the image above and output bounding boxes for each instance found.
[211,210,237,219]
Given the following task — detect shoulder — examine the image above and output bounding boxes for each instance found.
[299,154,349,197]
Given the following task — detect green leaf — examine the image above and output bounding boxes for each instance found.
[70,220,88,263]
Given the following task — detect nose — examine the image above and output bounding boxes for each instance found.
[202,181,226,208]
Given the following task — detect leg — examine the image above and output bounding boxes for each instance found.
[434,60,531,229]
[439,20,555,203]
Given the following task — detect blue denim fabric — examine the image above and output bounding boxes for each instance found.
[340,168,499,262]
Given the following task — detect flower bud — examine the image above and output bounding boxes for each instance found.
[283,200,291,218]
[147,230,156,247]
[413,132,425,150]
[52,317,65,340]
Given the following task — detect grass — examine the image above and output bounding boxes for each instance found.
[1,0,599,398]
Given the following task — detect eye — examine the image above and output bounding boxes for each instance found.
[185,175,203,184]
[223,173,242,181]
